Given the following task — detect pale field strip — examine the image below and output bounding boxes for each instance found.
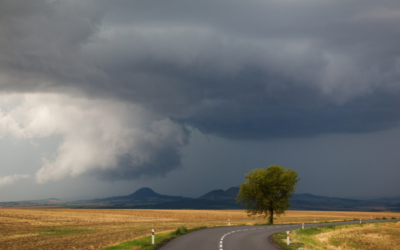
[1,208,399,250]
[286,221,400,250]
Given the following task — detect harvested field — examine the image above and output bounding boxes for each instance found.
[273,221,400,250]
[1,208,399,250]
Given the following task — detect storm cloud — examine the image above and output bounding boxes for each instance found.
[0,0,399,183]
[0,93,188,183]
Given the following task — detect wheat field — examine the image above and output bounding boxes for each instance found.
[1,208,399,250]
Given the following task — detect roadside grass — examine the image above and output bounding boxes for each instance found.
[102,226,207,250]
[272,226,336,250]
[272,221,400,250]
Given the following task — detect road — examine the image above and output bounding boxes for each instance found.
[159,219,399,250]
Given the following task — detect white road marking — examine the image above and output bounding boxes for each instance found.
[219,227,266,250]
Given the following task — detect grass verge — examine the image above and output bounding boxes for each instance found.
[102,226,207,250]
[271,221,400,250]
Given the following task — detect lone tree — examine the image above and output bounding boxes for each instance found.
[236,165,300,224]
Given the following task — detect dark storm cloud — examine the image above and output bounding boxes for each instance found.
[183,88,400,140]
[96,147,183,181]
[0,0,104,92]
[90,0,400,137]
[1,0,400,180]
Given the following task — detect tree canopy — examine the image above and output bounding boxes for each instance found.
[236,165,300,224]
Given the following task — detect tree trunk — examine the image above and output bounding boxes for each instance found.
[269,205,274,225]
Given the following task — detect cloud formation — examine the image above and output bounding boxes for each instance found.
[0,0,400,182]
[0,94,188,183]
[0,174,30,187]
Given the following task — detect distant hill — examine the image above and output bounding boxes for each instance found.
[68,187,244,209]
[128,188,392,211]
[1,187,399,212]
[133,199,242,210]
[289,193,389,211]
[93,187,244,209]
[199,187,239,201]
[67,187,191,206]
[369,197,400,204]
[0,198,66,207]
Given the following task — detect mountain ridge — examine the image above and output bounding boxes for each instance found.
[1,187,399,211]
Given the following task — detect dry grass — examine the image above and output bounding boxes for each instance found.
[273,221,400,250]
[0,208,398,250]
[321,222,400,250]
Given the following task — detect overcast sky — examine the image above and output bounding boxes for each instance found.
[1,0,400,202]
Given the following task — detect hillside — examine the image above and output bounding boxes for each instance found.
[0,198,66,207]
[1,187,398,211]
[199,187,239,201]
[289,193,389,211]
[67,187,191,206]
[127,188,391,211]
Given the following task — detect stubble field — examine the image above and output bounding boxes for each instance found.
[1,208,399,250]
[273,221,400,250]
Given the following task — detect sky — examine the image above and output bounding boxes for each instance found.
[1,0,400,202]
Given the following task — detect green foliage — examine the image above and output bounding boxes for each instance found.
[382,217,387,219]
[102,233,160,250]
[236,165,300,224]
[392,217,397,219]
[296,227,323,236]
[375,217,381,220]
[272,227,336,250]
[271,231,305,250]
[174,226,188,236]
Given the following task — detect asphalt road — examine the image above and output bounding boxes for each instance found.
[159,219,400,250]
